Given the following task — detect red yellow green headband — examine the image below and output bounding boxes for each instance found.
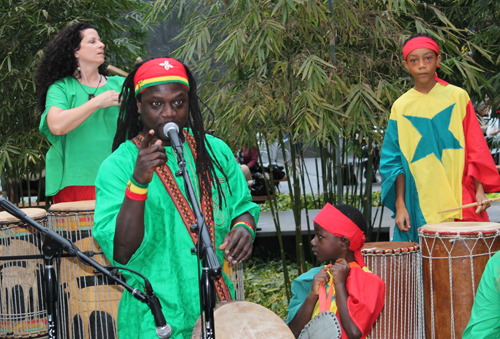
[313,203,366,267]
[134,58,190,97]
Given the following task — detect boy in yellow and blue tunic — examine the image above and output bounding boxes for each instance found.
[380,33,500,243]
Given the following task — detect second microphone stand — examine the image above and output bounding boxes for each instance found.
[172,144,220,339]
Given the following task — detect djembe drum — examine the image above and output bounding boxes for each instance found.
[362,242,424,339]
[0,208,47,338]
[222,261,244,301]
[47,201,123,339]
[419,222,500,339]
[191,301,294,339]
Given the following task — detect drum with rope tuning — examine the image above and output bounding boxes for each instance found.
[47,200,122,339]
[0,208,47,338]
[419,222,500,339]
[222,260,244,301]
[362,241,424,339]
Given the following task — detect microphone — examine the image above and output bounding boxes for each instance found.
[145,280,172,338]
[163,122,183,157]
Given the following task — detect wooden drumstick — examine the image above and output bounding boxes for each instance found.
[107,65,128,77]
[437,197,500,214]
[136,57,143,63]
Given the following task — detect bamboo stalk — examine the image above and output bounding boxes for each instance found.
[259,137,291,302]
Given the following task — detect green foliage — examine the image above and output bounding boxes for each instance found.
[0,0,147,200]
[441,0,500,107]
[259,191,382,212]
[244,257,306,319]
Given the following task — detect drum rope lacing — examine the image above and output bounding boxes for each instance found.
[420,229,500,339]
[362,247,424,339]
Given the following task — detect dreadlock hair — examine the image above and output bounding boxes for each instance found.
[334,204,367,235]
[113,58,231,209]
[36,22,108,112]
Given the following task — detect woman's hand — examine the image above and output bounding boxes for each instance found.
[94,90,120,109]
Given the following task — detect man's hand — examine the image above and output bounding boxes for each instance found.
[330,258,350,286]
[132,130,167,185]
[218,227,253,264]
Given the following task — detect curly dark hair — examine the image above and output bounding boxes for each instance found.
[113,58,230,209]
[36,22,108,112]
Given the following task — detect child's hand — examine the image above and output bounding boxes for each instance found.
[310,266,331,296]
[395,205,411,232]
[475,191,491,214]
[330,258,350,285]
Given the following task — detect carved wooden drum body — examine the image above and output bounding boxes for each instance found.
[419,222,500,339]
[47,200,123,339]
[0,208,47,338]
[362,242,424,339]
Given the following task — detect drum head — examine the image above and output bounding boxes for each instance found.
[48,200,96,212]
[0,208,46,224]
[421,221,500,233]
[362,241,418,252]
[191,301,294,339]
[298,311,341,339]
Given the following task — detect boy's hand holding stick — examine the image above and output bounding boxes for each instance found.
[437,197,500,214]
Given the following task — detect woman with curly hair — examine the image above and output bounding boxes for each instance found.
[36,22,124,203]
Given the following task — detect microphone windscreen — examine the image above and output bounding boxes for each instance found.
[163,123,179,139]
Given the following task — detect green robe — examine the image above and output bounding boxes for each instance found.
[93,134,260,338]
[39,76,125,196]
[463,251,500,338]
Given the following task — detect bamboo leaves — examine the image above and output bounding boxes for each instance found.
[0,0,147,202]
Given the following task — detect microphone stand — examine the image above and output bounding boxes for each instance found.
[172,145,220,339]
[0,197,152,339]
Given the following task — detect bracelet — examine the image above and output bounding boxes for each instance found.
[130,176,148,189]
[233,220,255,231]
[127,179,148,195]
[125,187,147,201]
[233,222,256,241]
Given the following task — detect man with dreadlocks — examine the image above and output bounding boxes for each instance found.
[93,57,260,338]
